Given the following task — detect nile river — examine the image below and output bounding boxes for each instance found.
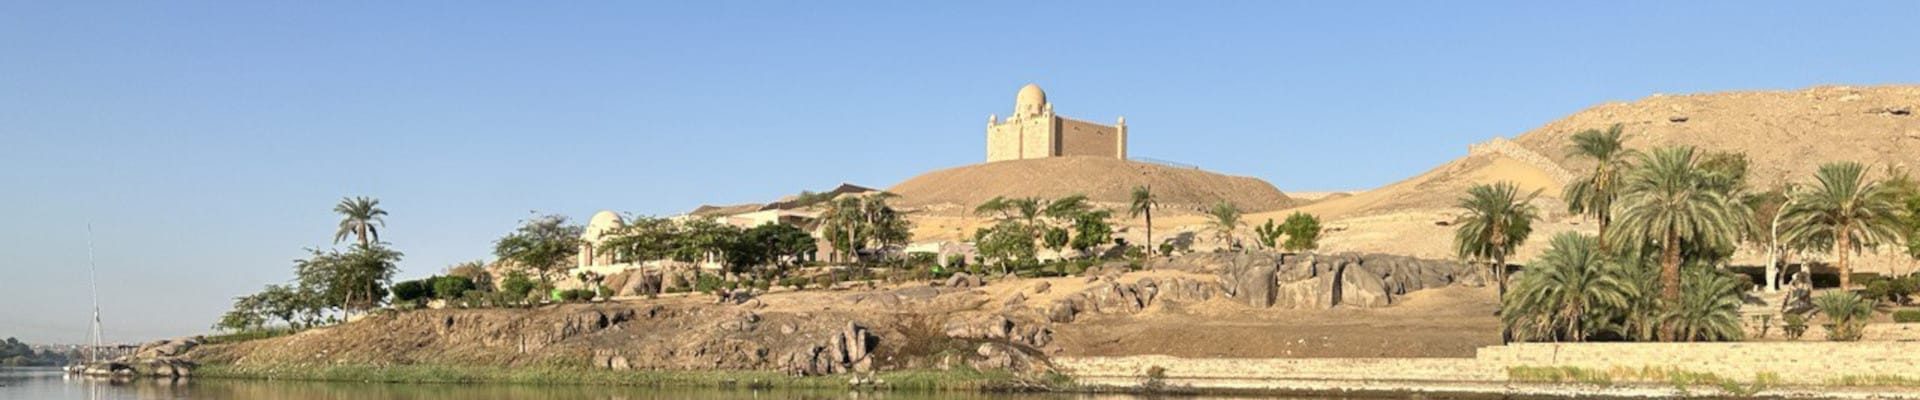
[1,367,1304,400]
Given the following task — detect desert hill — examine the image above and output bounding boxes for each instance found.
[1243,85,1920,267]
[889,156,1294,214]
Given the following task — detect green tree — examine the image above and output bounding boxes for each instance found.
[1069,210,1113,253]
[1129,186,1159,256]
[1042,227,1071,253]
[1503,233,1632,342]
[1813,291,1874,341]
[1454,181,1539,301]
[432,275,477,300]
[1562,124,1637,251]
[824,194,911,262]
[332,196,388,247]
[975,221,1037,273]
[1279,212,1323,252]
[1253,219,1284,250]
[215,292,269,332]
[294,243,402,316]
[1205,201,1243,250]
[1781,162,1908,290]
[492,214,584,282]
[1661,265,1747,342]
[1609,146,1743,303]
[599,216,681,263]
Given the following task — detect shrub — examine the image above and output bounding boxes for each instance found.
[1782,313,1809,339]
[596,286,614,300]
[432,276,477,300]
[779,276,809,291]
[1815,291,1873,341]
[694,274,725,294]
[1895,309,1920,323]
[500,272,536,299]
[391,279,431,305]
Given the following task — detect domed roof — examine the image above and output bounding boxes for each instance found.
[583,210,624,243]
[1015,83,1047,111]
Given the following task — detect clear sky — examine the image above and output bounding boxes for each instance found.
[3,2,1915,343]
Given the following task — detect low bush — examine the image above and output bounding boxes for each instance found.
[500,272,536,298]
[1894,309,1920,323]
[432,276,478,300]
[391,280,431,305]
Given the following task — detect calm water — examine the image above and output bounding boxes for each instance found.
[0,367,1308,400]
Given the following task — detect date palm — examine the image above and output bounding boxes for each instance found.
[1661,266,1746,342]
[1129,186,1158,255]
[1204,201,1243,251]
[1454,181,1540,301]
[1781,162,1908,290]
[332,196,387,247]
[1608,146,1742,304]
[1563,124,1637,251]
[1503,232,1631,342]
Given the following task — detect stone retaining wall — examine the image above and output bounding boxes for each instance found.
[1059,342,1920,389]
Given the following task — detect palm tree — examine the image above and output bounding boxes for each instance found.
[1563,124,1637,251]
[333,196,387,247]
[1204,201,1243,251]
[1608,146,1742,303]
[1781,162,1908,290]
[1661,266,1746,342]
[1454,181,1540,300]
[1503,233,1631,342]
[1129,186,1158,255]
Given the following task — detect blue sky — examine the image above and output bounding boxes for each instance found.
[2,2,1915,343]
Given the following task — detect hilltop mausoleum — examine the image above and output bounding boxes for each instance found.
[985,84,1128,162]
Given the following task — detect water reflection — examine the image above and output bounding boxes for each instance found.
[2,367,1290,400]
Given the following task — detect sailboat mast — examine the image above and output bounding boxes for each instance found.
[86,223,102,364]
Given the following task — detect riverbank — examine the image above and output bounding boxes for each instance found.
[193,363,1061,392]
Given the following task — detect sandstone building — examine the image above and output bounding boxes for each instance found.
[986,84,1128,162]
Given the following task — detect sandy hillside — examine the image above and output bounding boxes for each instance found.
[890,157,1294,214]
[1172,85,1920,266]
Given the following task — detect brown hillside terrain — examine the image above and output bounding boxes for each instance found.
[890,156,1294,213]
[1237,85,1920,267]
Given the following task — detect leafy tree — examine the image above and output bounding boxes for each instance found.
[1279,212,1323,252]
[295,243,402,315]
[975,221,1036,273]
[1204,202,1243,250]
[1661,265,1747,342]
[332,196,388,247]
[493,214,584,282]
[1042,227,1071,253]
[1454,181,1539,301]
[600,216,682,263]
[824,194,911,262]
[390,279,431,305]
[1609,146,1743,303]
[444,260,492,289]
[500,271,536,299]
[1503,233,1632,342]
[745,222,817,269]
[432,275,477,300]
[1781,162,1908,290]
[1069,210,1114,253]
[1253,219,1284,250]
[1562,124,1637,251]
[1129,186,1159,256]
[215,292,269,332]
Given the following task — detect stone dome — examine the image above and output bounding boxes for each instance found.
[1014,83,1047,115]
[583,210,624,243]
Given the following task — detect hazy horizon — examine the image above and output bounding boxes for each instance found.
[5,2,1918,343]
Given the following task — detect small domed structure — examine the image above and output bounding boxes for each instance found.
[583,210,624,243]
[1014,83,1047,116]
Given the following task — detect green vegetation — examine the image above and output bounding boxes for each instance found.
[1,337,70,366]
[1781,161,1909,291]
[1278,212,1322,252]
[822,193,912,263]
[1129,185,1158,256]
[493,214,585,282]
[1454,181,1539,301]
[332,196,387,247]
[1502,233,1631,342]
[1609,146,1747,305]
[1892,309,1920,323]
[972,194,1115,272]
[194,363,1052,392]
[1203,201,1242,250]
[1507,366,1780,395]
[1814,291,1873,341]
[1562,124,1637,252]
